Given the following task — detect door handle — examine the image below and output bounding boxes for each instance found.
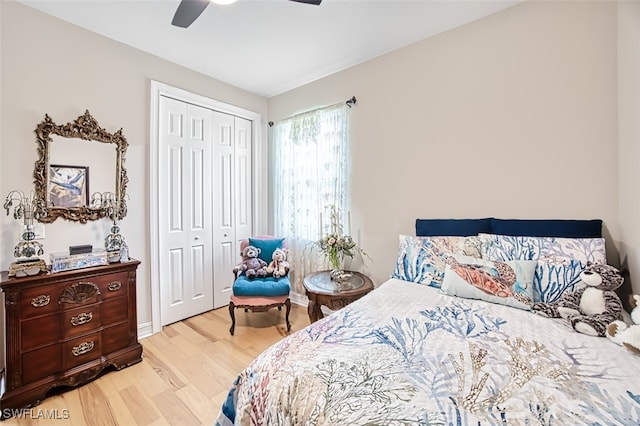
[194,236,200,240]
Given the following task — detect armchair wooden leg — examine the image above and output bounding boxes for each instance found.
[229,301,236,336]
[284,298,292,332]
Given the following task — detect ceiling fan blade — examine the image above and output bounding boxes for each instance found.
[289,0,322,5]
[171,0,210,28]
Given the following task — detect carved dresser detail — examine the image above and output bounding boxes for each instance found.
[0,260,142,413]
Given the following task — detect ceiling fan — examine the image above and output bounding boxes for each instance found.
[172,0,323,28]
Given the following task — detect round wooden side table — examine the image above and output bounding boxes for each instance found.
[303,270,374,323]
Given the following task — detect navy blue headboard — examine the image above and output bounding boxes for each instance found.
[415,218,602,238]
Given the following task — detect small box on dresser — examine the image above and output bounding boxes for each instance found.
[0,260,142,416]
[49,249,108,273]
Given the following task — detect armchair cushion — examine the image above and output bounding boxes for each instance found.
[248,237,285,263]
[233,275,291,297]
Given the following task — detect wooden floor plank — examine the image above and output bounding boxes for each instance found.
[141,344,188,392]
[174,384,218,425]
[77,382,119,426]
[151,389,201,426]
[119,385,162,425]
[90,375,139,426]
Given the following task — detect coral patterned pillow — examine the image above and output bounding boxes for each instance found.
[392,235,482,288]
[441,255,536,310]
[478,234,606,303]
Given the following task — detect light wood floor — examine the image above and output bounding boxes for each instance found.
[5,303,309,425]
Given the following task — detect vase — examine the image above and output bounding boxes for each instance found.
[329,255,352,284]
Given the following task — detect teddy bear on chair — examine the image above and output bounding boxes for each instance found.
[606,294,640,354]
[531,262,624,337]
[266,248,290,279]
[233,245,268,280]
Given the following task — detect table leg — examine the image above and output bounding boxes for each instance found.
[307,299,324,323]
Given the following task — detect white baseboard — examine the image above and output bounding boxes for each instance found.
[138,321,154,340]
[290,291,308,307]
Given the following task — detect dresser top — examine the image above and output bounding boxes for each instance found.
[0,259,140,289]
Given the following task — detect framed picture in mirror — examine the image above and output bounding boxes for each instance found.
[48,164,89,208]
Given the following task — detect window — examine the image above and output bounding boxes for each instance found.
[271,104,350,286]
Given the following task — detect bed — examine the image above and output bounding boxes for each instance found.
[216,219,640,425]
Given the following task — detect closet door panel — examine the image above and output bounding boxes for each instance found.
[212,111,237,309]
[159,96,214,325]
[234,117,252,244]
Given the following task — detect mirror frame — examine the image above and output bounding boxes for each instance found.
[33,110,129,223]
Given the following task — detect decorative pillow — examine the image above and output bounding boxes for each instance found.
[248,237,285,263]
[489,218,602,238]
[479,234,606,303]
[391,235,482,288]
[534,258,586,304]
[441,255,536,310]
[479,234,606,264]
[415,218,492,237]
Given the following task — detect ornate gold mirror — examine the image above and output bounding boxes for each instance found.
[33,110,129,223]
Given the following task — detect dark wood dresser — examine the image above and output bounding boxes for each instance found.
[0,260,142,412]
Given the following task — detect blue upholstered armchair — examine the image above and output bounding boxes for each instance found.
[228,236,292,335]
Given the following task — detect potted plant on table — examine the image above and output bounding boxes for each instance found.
[316,204,368,282]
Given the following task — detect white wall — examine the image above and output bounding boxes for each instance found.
[0,1,269,333]
[269,0,622,292]
[617,0,640,300]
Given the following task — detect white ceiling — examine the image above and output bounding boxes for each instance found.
[17,0,522,98]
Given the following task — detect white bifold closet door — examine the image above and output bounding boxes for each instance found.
[158,96,252,326]
[211,111,253,311]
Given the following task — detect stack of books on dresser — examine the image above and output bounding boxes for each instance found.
[49,249,108,273]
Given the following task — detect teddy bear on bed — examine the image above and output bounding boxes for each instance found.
[606,294,640,354]
[266,247,289,279]
[233,245,268,280]
[531,262,624,337]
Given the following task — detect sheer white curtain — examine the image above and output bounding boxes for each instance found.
[272,103,350,293]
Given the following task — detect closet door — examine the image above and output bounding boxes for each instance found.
[159,96,214,325]
[234,117,253,254]
[211,113,253,309]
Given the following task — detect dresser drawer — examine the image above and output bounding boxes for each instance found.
[20,285,64,319]
[101,297,129,325]
[94,271,129,300]
[22,314,60,350]
[63,333,101,370]
[22,344,62,385]
[102,322,132,353]
[61,304,101,339]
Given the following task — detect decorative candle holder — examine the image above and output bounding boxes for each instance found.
[91,191,129,263]
[3,190,48,276]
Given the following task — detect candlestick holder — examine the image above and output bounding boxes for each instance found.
[91,192,129,263]
[3,190,48,277]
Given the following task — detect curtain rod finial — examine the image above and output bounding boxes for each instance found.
[346,96,357,108]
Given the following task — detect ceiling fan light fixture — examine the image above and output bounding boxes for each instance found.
[210,0,237,5]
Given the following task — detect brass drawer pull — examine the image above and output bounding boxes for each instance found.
[107,281,122,292]
[31,295,50,308]
[70,312,93,326]
[72,341,94,356]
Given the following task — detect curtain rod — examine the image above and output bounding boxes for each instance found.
[268,95,357,127]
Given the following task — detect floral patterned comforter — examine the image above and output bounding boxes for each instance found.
[216,278,640,425]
